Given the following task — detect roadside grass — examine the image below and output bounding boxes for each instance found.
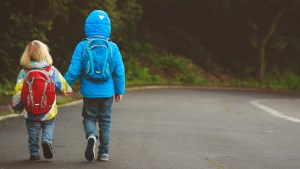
[0,109,12,117]
[56,96,82,105]
[223,71,300,91]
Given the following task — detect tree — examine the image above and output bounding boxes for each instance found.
[0,0,142,81]
[243,0,297,80]
[0,0,71,82]
[137,0,300,79]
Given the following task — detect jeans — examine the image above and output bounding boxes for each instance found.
[25,118,55,156]
[82,97,113,155]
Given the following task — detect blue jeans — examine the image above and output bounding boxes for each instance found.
[82,97,113,155]
[25,118,55,156]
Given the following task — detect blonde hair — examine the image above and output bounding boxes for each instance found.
[20,40,53,68]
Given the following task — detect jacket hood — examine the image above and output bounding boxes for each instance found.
[26,60,48,70]
[84,10,111,39]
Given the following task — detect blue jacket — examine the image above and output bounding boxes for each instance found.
[64,10,125,98]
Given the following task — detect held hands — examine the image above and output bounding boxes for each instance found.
[14,109,23,114]
[115,94,123,102]
[8,105,23,114]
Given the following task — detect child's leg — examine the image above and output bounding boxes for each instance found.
[26,119,42,156]
[41,118,55,159]
[82,97,101,161]
[98,97,113,156]
[82,98,99,138]
[83,118,97,138]
[41,118,55,144]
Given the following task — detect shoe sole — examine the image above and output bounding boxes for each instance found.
[98,158,109,161]
[98,154,109,161]
[29,155,41,160]
[85,138,95,161]
[42,142,53,159]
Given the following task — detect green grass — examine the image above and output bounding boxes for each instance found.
[0,80,14,96]
[0,110,13,117]
[56,97,80,105]
[223,71,300,91]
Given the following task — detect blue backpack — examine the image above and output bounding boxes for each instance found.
[82,37,114,82]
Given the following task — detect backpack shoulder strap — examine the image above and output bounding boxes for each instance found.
[45,65,52,72]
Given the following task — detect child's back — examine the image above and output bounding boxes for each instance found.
[12,40,72,160]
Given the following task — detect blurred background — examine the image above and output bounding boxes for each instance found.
[1,0,300,96]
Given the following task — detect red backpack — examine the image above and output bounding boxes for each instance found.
[21,66,56,115]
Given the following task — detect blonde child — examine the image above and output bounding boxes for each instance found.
[12,40,72,160]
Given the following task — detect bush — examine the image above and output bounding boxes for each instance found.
[0,80,14,95]
[225,69,300,91]
[154,55,204,84]
[264,70,300,90]
[124,55,166,85]
[123,42,205,85]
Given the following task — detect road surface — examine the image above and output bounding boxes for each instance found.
[1,87,300,169]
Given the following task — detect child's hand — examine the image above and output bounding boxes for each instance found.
[115,94,123,102]
[8,105,22,114]
[14,109,23,114]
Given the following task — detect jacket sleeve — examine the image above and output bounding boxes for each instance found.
[112,43,125,95]
[12,70,26,110]
[52,66,73,96]
[64,42,85,85]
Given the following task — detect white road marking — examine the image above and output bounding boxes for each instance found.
[251,100,300,123]
[0,100,83,121]
[0,114,21,121]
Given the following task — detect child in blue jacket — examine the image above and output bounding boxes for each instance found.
[64,10,125,162]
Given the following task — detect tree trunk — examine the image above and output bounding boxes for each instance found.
[257,42,266,80]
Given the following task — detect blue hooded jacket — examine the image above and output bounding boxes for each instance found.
[64,10,125,98]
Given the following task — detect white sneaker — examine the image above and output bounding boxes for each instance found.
[98,154,109,161]
[85,136,96,161]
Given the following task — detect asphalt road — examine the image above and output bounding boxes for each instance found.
[1,87,300,169]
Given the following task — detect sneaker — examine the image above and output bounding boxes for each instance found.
[97,154,109,161]
[85,136,96,161]
[29,155,41,160]
[42,141,53,159]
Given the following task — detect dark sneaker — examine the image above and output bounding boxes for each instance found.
[97,154,109,161]
[42,141,53,159]
[29,155,41,160]
[85,136,96,161]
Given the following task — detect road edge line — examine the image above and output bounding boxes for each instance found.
[251,100,300,124]
[0,114,22,121]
